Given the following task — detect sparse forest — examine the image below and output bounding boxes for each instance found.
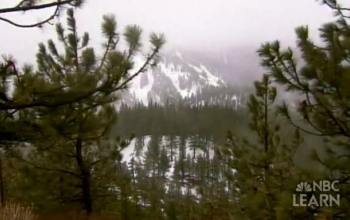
[1,0,350,219]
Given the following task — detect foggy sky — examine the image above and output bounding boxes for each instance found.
[0,0,340,63]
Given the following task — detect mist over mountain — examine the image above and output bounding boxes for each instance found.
[119,47,265,107]
[119,46,302,109]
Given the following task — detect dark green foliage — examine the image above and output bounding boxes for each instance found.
[216,74,313,219]
[0,6,165,143]
[115,100,249,139]
[4,7,165,215]
[256,1,350,218]
[3,1,350,219]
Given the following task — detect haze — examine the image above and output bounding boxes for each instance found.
[0,0,340,63]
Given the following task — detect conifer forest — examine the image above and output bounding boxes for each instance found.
[1,0,350,219]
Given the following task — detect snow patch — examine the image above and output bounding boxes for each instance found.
[199,64,220,87]
[128,56,155,105]
[121,51,226,103]
[175,51,183,60]
[158,62,198,98]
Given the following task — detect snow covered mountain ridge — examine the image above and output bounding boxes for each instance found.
[117,48,302,110]
[120,50,235,106]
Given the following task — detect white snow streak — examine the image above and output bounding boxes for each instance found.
[125,51,224,101]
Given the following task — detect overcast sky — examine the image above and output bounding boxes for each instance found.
[0,0,341,63]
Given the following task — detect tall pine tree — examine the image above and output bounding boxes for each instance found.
[217,74,311,220]
[8,8,165,215]
[257,0,350,218]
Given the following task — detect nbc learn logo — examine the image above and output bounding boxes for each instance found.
[296,182,312,192]
[293,181,340,207]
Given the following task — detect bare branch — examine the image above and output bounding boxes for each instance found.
[0,0,79,28]
[0,0,73,14]
[0,5,60,28]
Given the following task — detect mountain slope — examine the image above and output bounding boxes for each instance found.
[121,50,224,104]
[118,47,301,111]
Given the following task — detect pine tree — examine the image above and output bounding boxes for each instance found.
[189,135,200,159]
[0,6,165,143]
[217,74,311,219]
[135,136,145,158]
[7,8,164,215]
[159,145,170,179]
[256,1,350,218]
[165,135,178,162]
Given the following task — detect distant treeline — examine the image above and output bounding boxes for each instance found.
[113,101,249,140]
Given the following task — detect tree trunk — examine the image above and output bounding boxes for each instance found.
[0,153,4,206]
[76,138,93,215]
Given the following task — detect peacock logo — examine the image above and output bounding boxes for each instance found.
[296,182,312,192]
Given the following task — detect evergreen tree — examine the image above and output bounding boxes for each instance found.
[257,1,350,218]
[0,6,165,143]
[217,74,310,219]
[7,8,164,215]
[165,135,178,162]
[134,136,145,158]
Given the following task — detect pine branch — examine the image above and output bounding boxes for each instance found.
[16,156,82,179]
